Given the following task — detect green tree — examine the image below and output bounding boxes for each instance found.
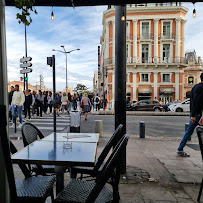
[15,0,37,26]
[75,84,88,92]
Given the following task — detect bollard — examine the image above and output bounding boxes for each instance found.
[139,121,145,138]
[185,123,191,141]
[95,120,103,137]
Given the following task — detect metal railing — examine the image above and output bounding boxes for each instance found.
[138,33,153,40]
[104,57,187,66]
[160,33,175,40]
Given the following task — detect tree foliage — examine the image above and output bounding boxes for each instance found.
[75,84,88,91]
[15,0,38,26]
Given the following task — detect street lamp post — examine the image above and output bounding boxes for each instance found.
[52,46,80,94]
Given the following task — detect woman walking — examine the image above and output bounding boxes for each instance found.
[72,94,77,110]
[47,92,53,115]
[61,92,69,117]
[81,93,91,121]
[24,90,32,120]
[56,92,61,116]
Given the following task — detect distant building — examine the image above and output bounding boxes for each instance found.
[62,86,73,95]
[184,50,203,99]
[100,3,188,108]
[40,74,44,91]
[93,71,99,95]
[8,81,33,92]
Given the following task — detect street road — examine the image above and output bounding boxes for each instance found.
[81,115,190,138]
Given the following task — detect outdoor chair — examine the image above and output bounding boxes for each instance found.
[70,124,123,179]
[9,141,55,203]
[54,134,129,203]
[21,122,55,175]
[197,126,203,202]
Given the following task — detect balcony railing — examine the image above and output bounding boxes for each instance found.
[104,57,187,66]
[138,33,153,40]
[126,34,133,40]
[160,33,175,40]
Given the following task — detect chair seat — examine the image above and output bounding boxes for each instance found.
[55,179,113,203]
[16,175,55,202]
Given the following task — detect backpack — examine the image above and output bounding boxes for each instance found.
[96,97,99,102]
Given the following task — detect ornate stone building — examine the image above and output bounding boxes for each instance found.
[100,3,188,109]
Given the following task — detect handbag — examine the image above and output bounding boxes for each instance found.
[199,111,203,126]
[80,100,84,108]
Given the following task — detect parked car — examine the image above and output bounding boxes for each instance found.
[162,101,181,112]
[169,98,190,112]
[126,99,134,111]
[132,100,163,112]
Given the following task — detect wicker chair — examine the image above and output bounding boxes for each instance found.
[21,122,55,175]
[55,134,129,203]
[197,126,203,202]
[10,141,56,203]
[70,124,123,179]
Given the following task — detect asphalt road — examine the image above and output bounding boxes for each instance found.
[81,115,191,138]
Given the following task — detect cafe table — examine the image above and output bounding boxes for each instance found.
[11,140,98,195]
[41,132,100,143]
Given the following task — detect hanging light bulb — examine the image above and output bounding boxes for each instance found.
[121,12,125,21]
[51,6,54,20]
[193,3,196,18]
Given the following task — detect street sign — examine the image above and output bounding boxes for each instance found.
[20,62,32,68]
[20,68,32,74]
[20,57,32,63]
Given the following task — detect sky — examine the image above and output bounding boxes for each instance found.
[5,3,203,91]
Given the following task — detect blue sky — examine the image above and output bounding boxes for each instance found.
[5,3,203,91]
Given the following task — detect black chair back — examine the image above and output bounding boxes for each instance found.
[86,134,129,203]
[94,124,123,172]
[197,126,203,161]
[21,122,44,146]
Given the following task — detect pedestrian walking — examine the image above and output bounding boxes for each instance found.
[24,89,32,120]
[8,86,15,121]
[61,92,69,117]
[47,92,53,115]
[72,94,77,110]
[81,93,91,121]
[177,73,203,157]
[77,97,80,111]
[31,91,37,116]
[11,84,25,128]
[36,90,44,118]
[95,94,100,111]
[43,91,48,114]
[68,93,72,113]
[55,92,61,116]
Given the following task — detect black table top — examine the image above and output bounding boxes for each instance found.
[12,140,97,167]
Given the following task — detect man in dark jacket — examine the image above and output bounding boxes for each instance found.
[177,73,203,157]
[8,86,15,121]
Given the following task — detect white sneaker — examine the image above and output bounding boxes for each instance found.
[18,123,22,128]
[10,124,15,128]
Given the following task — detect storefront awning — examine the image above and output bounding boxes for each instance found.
[138,87,152,93]
[159,87,175,93]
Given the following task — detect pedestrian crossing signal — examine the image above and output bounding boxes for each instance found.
[20,77,23,81]
[25,77,28,81]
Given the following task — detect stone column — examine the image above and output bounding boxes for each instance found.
[181,19,186,58]
[112,20,115,61]
[154,73,158,99]
[175,18,181,62]
[133,73,137,101]
[104,21,109,60]
[154,19,159,63]
[112,72,115,109]
[133,20,138,63]
[175,72,179,100]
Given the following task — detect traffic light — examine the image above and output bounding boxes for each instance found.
[20,77,23,81]
[25,77,28,81]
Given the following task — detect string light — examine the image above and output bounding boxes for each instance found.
[51,6,54,20]
[193,3,196,18]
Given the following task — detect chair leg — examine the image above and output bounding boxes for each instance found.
[198,178,203,202]
[70,170,77,179]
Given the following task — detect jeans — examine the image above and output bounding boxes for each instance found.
[178,113,201,151]
[24,104,31,119]
[12,105,23,124]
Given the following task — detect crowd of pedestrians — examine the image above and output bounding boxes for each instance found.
[8,85,107,128]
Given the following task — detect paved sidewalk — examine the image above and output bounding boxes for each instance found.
[10,119,202,203]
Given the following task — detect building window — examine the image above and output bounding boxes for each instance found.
[188,76,194,84]
[126,44,129,58]
[163,22,170,38]
[163,74,170,82]
[141,74,149,82]
[163,44,170,62]
[142,44,149,63]
[142,22,149,39]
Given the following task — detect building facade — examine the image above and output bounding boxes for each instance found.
[184,50,203,99]
[93,71,99,95]
[100,3,188,108]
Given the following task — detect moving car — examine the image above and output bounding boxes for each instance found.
[132,100,163,112]
[168,98,190,112]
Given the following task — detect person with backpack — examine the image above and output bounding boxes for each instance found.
[95,94,100,111]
